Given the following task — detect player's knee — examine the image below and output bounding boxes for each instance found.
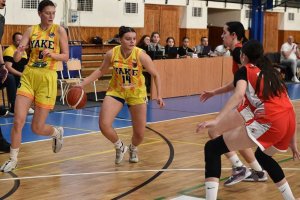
[207,128,219,139]
[13,117,26,132]
[31,122,43,134]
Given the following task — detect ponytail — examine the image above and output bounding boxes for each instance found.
[255,56,286,100]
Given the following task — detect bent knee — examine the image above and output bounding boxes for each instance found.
[208,129,220,139]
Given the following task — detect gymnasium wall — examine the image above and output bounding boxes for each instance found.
[1,0,300,51]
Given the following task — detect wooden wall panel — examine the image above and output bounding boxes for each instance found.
[2,25,29,46]
[264,12,279,52]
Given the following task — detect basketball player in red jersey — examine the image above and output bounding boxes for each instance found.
[80,26,165,164]
[200,22,267,186]
[197,39,300,200]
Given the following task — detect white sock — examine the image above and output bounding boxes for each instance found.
[10,147,19,161]
[278,182,295,200]
[114,139,123,149]
[249,160,263,171]
[229,154,244,167]
[205,181,219,200]
[51,127,59,138]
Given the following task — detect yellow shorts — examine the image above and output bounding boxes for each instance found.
[106,89,147,106]
[17,67,57,109]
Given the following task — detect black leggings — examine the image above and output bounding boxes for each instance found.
[0,74,16,112]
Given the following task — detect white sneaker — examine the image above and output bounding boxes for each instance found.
[52,127,64,153]
[115,145,128,164]
[1,159,17,172]
[129,147,139,163]
[28,108,34,114]
[291,76,300,83]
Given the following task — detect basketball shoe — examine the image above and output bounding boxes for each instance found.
[52,127,64,153]
[1,159,17,172]
[224,166,251,186]
[115,143,128,164]
[129,145,139,163]
[243,169,268,182]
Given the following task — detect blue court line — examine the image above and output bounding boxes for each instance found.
[0,83,299,143]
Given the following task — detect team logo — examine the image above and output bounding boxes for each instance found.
[49,32,55,38]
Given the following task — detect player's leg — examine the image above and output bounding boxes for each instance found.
[204,125,256,200]
[128,103,147,163]
[99,95,125,164]
[0,95,32,172]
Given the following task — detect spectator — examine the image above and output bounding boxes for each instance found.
[280,35,300,82]
[3,32,28,87]
[213,44,230,57]
[148,32,165,56]
[137,34,150,52]
[3,32,34,114]
[165,37,178,59]
[177,37,194,58]
[194,36,212,57]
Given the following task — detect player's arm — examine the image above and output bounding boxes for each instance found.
[139,51,165,108]
[4,60,22,76]
[14,27,31,62]
[80,50,113,87]
[216,79,246,121]
[42,26,69,62]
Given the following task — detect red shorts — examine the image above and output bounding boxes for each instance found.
[239,106,295,152]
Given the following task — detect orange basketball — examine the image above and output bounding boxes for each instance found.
[66,87,87,109]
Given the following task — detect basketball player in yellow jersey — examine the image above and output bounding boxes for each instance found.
[1,0,69,172]
[80,26,165,164]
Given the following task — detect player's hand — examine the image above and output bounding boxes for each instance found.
[196,119,218,133]
[199,91,215,102]
[42,49,53,58]
[156,97,165,108]
[289,142,300,160]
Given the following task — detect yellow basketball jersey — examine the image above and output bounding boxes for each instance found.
[108,45,146,94]
[27,24,60,70]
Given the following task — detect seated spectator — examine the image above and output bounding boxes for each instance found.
[3,32,28,87]
[280,35,300,82]
[3,32,34,115]
[177,37,194,58]
[212,44,230,57]
[148,32,165,59]
[165,37,178,59]
[137,34,150,52]
[194,36,212,57]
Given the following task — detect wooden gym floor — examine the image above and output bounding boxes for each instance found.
[0,84,300,200]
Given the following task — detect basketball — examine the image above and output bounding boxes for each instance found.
[66,87,87,109]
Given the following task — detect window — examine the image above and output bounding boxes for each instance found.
[288,13,294,21]
[124,2,138,14]
[77,0,93,11]
[22,0,40,9]
[192,7,202,17]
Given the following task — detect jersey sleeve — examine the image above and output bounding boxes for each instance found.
[234,66,247,87]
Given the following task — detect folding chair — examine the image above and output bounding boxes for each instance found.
[57,59,83,104]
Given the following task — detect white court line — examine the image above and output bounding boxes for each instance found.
[0,167,299,182]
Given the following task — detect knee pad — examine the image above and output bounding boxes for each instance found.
[255,148,285,183]
[205,136,230,178]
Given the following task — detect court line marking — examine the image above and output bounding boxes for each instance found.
[1,167,299,182]
[13,140,163,171]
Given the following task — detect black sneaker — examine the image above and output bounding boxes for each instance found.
[0,138,10,153]
[0,107,9,117]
